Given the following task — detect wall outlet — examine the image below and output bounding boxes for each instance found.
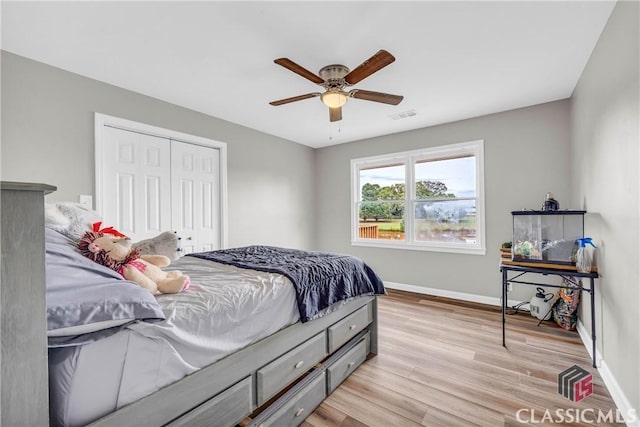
[507,283,513,292]
[78,194,93,209]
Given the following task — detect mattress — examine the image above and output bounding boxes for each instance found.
[49,257,300,427]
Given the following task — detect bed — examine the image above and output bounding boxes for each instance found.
[44,225,385,427]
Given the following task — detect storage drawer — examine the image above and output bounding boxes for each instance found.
[166,376,252,427]
[328,305,370,353]
[256,332,326,406]
[327,337,368,394]
[257,371,326,427]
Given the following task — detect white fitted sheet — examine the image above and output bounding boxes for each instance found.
[50,257,300,427]
[129,256,301,368]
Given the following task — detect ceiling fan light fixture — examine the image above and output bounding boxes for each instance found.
[321,91,348,108]
[270,50,402,122]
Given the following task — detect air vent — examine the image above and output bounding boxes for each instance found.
[389,109,417,120]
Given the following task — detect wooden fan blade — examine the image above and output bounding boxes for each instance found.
[274,58,324,85]
[344,50,396,85]
[329,107,342,122]
[269,93,320,106]
[350,90,403,105]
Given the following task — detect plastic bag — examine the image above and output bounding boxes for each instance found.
[552,277,581,331]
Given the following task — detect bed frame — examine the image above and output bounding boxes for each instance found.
[92,296,377,426]
[0,181,379,427]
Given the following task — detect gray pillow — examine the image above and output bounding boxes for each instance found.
[45,228,165,347]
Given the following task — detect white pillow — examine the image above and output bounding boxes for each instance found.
[45,202,101,241]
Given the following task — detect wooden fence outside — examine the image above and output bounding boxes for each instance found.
[358,224,378,239]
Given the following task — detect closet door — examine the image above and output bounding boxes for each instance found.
[171,140,220,254]
[99,127,172,240]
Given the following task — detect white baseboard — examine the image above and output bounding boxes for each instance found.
[383,281,524,309]
[576,320,603,367]
[385,281,637,426]
[577,321,639,426]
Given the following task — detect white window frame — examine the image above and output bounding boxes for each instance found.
[351,140,486,255]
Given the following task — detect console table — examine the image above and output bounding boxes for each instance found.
[500,261,599,368]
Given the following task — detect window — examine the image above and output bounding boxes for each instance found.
[351,140,485,254]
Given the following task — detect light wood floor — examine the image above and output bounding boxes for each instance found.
[303,289,623,427]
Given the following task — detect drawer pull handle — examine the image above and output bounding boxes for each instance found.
[348,361,355,368]
[295,408,305,417]
[294,360,305,369]
[349,324,357,331]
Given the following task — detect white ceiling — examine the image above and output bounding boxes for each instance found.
[2,1,615,148]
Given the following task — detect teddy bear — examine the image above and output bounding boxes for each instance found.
[133,231,183,261]
[79,230,190,295]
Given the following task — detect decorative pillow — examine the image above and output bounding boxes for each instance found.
[45,228,165,346]
[45,202,102,241]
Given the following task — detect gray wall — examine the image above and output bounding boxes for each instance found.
[1,51,316,250]
[4,9,638,412]
[315,100,571,301]
[570,0,639,414]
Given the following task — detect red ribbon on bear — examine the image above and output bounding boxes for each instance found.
[92,221,128,238]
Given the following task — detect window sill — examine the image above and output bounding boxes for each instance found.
[351,240,487,255]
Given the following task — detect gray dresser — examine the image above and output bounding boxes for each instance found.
[1,181,56,426]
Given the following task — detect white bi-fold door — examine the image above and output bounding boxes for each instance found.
[96,115,226,253]
[100,126,172,240]
[170,141,220,254]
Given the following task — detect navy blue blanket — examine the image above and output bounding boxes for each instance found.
[188,246,385,322]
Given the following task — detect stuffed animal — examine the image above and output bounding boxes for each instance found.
[79,230,190,294]
[133,231,183,261]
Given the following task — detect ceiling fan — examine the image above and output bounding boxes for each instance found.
[269,49,404,122]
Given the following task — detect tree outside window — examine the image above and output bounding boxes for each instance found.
[351,140,485,255]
